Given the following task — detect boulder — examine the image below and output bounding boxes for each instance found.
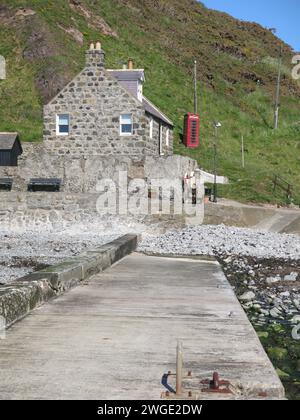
[266,275,281,284]
[239,291,256,302]
[284,272,298,282]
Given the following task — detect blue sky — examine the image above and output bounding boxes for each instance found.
[202,0,300,51]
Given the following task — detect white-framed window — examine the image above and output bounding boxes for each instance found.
[137,82,143,102]
[56,114,70,136]
[159,124,164,156]
[149,118,153,139]
[120,114,133,136]
[166,128,170,147]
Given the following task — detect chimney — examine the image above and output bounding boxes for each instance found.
[85,41,105,69]
[128,59,134,70]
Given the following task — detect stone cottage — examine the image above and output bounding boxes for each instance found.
[43,42,174,158]
[0,42,199,227]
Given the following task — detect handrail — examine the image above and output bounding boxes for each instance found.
[273,175,293,200]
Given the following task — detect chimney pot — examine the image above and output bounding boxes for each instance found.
[128,59,134,70]
[86,42,105,68]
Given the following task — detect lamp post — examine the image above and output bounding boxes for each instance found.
[274,45,282,130]
[212,121,221,203]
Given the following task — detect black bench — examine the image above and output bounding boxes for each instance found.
[0,178,13,191]
[28,178,61,192]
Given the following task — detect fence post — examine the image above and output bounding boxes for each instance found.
[273,175,277,193]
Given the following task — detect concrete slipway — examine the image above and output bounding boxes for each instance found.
[0,253,284,400]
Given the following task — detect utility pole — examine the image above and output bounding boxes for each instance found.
[194,60,198,115]
[241,135,245,168]
[274,45,283,130]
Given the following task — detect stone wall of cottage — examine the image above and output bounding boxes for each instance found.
[149,117,173,157]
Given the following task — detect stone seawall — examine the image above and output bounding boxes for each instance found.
[0,191,99,230]
[2,191,299,233]
[0,191,187,232]
[0,153,199,230]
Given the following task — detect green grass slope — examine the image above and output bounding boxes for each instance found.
[0,0,300,204]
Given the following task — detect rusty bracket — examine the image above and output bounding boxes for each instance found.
[161,390,199,400]
[167,370,193,379]
[201,372,233,394]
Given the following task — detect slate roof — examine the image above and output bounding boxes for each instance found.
[107,69,174,127]
[107,69,145,82]
[142,96,174,127]
[0,133,22,151]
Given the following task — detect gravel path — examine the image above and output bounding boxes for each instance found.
[139,225,300,259]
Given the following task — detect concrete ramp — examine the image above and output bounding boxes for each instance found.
[254,211,300,233]
[200,169,229,185]
[0,254,284,400]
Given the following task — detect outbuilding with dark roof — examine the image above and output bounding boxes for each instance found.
[0,133,23,166]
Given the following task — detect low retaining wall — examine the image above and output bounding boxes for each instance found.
[0,234,138,328]
[204,202,277,228]
[282,216,300,234]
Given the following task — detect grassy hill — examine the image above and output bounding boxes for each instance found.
[1,0,300,204]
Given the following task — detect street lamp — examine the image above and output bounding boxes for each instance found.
[212,121,222,203]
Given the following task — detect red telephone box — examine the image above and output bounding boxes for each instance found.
[183,113,200,148]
